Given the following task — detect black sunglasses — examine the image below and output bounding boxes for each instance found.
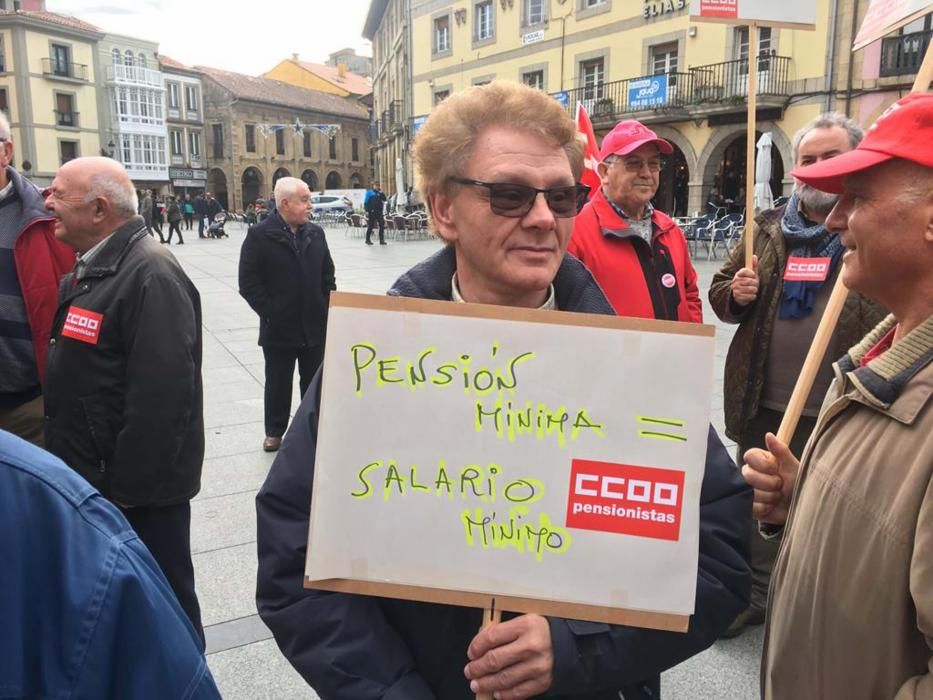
[448,177,590,218]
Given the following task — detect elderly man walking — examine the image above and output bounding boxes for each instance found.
[744,92,933,699]
[708,113,887,636]
[0,111,74,446]
[570,120,702,323]
[238,176,335,453]
[256,82,750,700]
[43,156,205,644]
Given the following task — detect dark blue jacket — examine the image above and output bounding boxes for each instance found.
[256,246,751,700]
[0,429,220,699]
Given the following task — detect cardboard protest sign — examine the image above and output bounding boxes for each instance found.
[853,0,933,51]
[305,293,717,632]
[690,0,817,28]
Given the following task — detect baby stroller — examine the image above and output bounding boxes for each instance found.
[207,212,228,239]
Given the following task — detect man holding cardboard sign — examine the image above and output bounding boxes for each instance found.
[256,82,750,700]
[744,93,933,698]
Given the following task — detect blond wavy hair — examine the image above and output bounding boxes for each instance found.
[413,82,584,213]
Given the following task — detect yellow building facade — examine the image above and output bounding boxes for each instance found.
[407,0,845,214]
[0,11,103,186]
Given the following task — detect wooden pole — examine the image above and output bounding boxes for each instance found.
[475,599,502,700]
[775,39,933,446]
[745,23,759,267]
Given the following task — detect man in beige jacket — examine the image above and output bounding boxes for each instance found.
[744,92,933,699]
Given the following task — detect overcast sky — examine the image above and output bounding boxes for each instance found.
[46,0,373,75]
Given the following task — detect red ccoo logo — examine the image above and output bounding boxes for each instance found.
[699,0,738,19]
[566,459,685,541]
[784,256,831,282]
[61,306,104,345]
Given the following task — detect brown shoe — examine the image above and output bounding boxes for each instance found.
[262,436,282,452]
[721,605,766,639]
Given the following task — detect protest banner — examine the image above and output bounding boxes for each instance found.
[690,0,817,265]
[305,293,717,635]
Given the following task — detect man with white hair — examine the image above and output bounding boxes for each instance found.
[43,156,206,644]
[0,111,74,446]
[238,176,335,452]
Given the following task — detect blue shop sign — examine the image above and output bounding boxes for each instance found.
[628,74,668,111]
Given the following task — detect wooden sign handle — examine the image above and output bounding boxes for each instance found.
[745,22,759,267]
[475,600,502,700]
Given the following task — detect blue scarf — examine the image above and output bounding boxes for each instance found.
[779,191,844,319]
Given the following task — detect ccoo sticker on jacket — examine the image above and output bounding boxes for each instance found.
[61,306,104,345]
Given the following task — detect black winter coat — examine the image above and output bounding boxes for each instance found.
[255,246,751,700]
[44,216,204,507]
[238,211,336,348]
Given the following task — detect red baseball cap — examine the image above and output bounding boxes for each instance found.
[791,93,933,194]
[599,120,673,161]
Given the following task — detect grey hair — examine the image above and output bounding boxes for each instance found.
[0,110,10,141]
[273,176,309,205]
[792,112,863,163]
[86,172,138,216]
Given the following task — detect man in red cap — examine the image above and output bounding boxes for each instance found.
[569,120,702,322]
[743,92,933,698]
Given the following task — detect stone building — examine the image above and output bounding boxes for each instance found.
[197,66,371,212]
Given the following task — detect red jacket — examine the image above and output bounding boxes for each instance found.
[569,189,702,323]
[8,168,75,384]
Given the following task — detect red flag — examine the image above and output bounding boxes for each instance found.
[575,102,602,198]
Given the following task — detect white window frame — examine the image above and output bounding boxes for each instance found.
[434,16,451,54]
[185,85,199,114]
[170,129,183,156]
[581,58,605,101]
[522,69,545,90]
[475,1,494,41]
[188,131,201,159]
[167,82,180,110]
[525,0,546,27]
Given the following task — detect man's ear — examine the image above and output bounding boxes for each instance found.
[428,190,458,244]
[596,160,611,186]
[91,196,110,224]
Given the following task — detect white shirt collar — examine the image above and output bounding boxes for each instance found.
[451,273,556,310]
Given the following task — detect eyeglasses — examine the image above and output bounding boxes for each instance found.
[448,177,590,218]
[608,156,665,173]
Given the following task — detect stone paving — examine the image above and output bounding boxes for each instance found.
[171,219,762,700]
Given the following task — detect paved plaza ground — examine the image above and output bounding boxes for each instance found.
[171,219,762,699]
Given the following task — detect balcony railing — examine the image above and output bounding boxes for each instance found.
[107,63,164,88]
[54,110,79,128]
[554,56,790,122]
[42,58,88,81]
[880,29,932,77]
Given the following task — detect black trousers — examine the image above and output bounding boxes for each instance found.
[263,344,322,437]
[198,216,206,237]
[122,501,204,648]
[365,210,385,242]
[167,221,184,243]
[737,406,817,612]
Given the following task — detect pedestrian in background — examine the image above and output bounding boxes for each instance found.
[166,195,184,245]
[0,110,74,447]
[363,180,386,246]
[183,194,195,230]
[43,156,206,644]
[238,177,335,453]
[708,112,886,637]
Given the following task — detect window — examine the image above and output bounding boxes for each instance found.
[275,128,285,155]
[583,0,606,6]
[0,36,5,73]
[124,50,134,67]
[650,42,678,86]
[433,89,450,105]
[188,131,201,159]
[524,0,546,26]
[328,137,337,160]
[185,85,198,113]
[59,140,78,165]
[434,16,450,54]
[351,137,359,161]
[50,44,70,76]
[523,70,545,90]
[475,1,493,41]
[245,124,256,152]
[736,26,773,72]
[880,13,932,76]
[212,123,223,159]
[0,88,7,114]
[580,58,605,101]
[170,129,183,157]
[167,83,180,110]
[138,53,147,69]
[111,48,120,66]
[304,131,312,157]
[55,93,76,127]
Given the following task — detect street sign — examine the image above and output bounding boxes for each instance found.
[628,75,669,111]
[522,30,545,45]
[554,91,569,108]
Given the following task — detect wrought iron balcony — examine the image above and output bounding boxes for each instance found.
[54,110,79,128]
[880,29,932,77]
[42,58,88,81]
[689,54,791,102]
[107,63,164,88]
